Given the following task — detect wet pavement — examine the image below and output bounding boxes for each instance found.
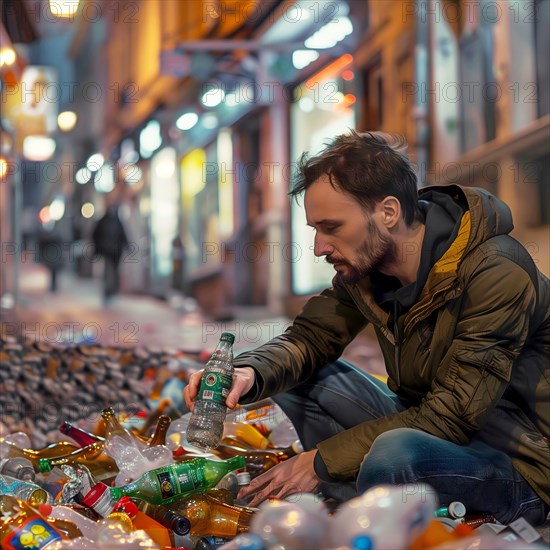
[2,263,386,376]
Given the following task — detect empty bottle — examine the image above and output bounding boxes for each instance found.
[59,421,103,447]
[187,332,235,450]
[101,407,172,486]
[0,438,79,464]
[37,442,118,482]
[139,502,191,535]
[0,457,36,481]
[101,406,146,451]
[0,474,51,505]
[147,415,172,447]
[109,455,246,505]
[168,492,254,538]
[212,442,301,479]
[222,422,270,450]
[0,495,68,548]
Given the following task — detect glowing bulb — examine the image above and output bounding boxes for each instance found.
[81,202,95,218]
[176,112,199,130]
[0,48,16,67]
[57,111,77,131]
[87,153,105,172]
[49,0,80,18]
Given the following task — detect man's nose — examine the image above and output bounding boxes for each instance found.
[313,234,332,257]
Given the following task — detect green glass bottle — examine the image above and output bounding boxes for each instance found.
[110,456,246,506]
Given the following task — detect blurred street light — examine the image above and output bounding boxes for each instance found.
[0,47,16,67]
[0,158,7,179]
[86,153,104,172]
[49,0,80,18]
[81,202,94,218]
[57,111,77,131]
[23,136,56,161]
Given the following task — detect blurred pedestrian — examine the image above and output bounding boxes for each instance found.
[92,204,128,303]
[37,228,64,292]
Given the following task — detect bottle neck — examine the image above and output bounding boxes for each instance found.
[101,409,130,439]
[148,416,171,447]
[60,422,103,447]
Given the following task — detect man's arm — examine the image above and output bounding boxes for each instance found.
[183,283,368,411]
[317,256,537,479]
[233,284,369,401]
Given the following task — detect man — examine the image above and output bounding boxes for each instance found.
[184,131,549,525]
[92,204,129,303]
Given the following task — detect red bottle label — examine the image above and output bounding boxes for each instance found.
[2,516,64,549]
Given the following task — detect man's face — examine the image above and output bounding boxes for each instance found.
[304,174,395,285]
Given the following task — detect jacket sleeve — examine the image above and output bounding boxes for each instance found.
[233,284,368,400]
[316,256,538,479]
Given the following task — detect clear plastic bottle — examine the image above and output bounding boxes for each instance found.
[0,457,36,481]
[0,474,52,505]
[39,503,98,540]
[101,408,172,486]
[187,332,235,450]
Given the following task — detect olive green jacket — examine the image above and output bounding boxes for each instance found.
[234,185,550,504]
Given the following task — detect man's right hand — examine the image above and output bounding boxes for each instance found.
[183,366,257,411]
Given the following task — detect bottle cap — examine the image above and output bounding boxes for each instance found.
[101,407,116,418]
[236,472,251,486]
[172,446,187,457]
[59,421,71,435]
[82,483,115,518]
[38,458,52,473]
[448,501,466,519]
[165,511,191,536]
[38,503,53,516]
[220,332,235,344]
[113,496,139,519]
[351,534,373,550]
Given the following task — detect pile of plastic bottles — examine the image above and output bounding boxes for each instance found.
[0,395,307,548]
[1,337,546,549]
[3,403,545,549]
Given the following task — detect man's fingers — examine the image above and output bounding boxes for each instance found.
[237,468,276,499]
[226,367,256,408]
[183,369,204,410]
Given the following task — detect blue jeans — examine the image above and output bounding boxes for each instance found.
[272,359,549,526]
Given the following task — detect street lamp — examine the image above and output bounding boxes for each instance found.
[49,1,80,18]
[57,111,77,131]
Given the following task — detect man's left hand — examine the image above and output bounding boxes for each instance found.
[236,449,321,507]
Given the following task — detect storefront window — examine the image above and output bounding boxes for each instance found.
[181,144,221,273]
[290,55,357,295]
[150,147,179,280]
[180,148,206,273]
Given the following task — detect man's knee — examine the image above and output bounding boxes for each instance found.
[357,428,433,491]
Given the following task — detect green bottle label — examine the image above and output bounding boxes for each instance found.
[154,463,206,502]
[197,372,232,405]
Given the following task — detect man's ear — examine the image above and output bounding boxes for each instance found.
[380,196,401,229]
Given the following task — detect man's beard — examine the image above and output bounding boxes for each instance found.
[327,218,395,285]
